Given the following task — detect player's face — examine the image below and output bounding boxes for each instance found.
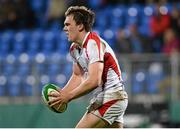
[63,15,79,42]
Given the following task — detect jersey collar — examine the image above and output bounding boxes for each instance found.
[82,32,90,47]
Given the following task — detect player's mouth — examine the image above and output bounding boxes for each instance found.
[66,32,69,36]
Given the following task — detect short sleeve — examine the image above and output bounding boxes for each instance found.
[86,39,104,64]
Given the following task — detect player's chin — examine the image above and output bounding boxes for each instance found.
[67,37,72,41]
[68,38,74,43]
[67,36,71,41]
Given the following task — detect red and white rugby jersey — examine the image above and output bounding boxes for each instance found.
[70,32,124,92]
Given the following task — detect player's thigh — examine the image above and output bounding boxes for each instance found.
[75,112,109,128]
[107,121,123,128]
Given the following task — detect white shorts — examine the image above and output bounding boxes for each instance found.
[87,90,128,125]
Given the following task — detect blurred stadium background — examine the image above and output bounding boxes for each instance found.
[0,0,180,128]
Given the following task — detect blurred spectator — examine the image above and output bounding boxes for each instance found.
[115,28,133,53]
[115,24,153,53]
[0,0,17,30]
[128,24,153,53]
[115,24,152,53]
[47,0,67,28]
[162,28,180,55]
[149,3,170,52]
[170,5,180,36]
[0,0,36,30]
[15,0,36,29]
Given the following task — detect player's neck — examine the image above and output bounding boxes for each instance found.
[76,31,88,47]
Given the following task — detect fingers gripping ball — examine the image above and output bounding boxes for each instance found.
[42,84,67,113]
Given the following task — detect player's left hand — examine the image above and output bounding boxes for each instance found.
[48,89,70,107]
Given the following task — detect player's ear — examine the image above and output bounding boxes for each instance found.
[78,23,84,32]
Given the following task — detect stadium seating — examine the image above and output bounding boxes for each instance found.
[110,5,126,28]
[7,74,21,96]
[0,2,178,96]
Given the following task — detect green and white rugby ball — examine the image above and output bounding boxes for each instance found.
[42,83,67,113]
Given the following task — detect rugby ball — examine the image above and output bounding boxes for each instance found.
[42,83,67,113]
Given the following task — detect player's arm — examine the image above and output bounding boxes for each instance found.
[61,42,85,92]
[48,40,104,104]
[68,61,103,101]
[62,62,84,93]
[47,62,85,107]
[67,39,105,101]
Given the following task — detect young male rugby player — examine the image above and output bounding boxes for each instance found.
[48,6,128,128]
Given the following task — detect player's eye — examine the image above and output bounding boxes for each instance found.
[64,23,70,26]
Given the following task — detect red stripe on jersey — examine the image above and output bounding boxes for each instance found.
[70,43,76,52]
[98,99,118,116]
[102,53,121,83]
[83,32,101,60]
